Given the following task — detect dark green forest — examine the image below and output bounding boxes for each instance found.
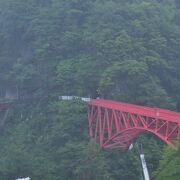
[0,0,180,179]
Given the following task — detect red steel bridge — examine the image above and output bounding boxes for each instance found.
[1,97,180,150]
[88,99,180,150]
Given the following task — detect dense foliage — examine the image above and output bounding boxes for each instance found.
[154,143,180,180]
[0,0,180,179]
[0,100,141,179]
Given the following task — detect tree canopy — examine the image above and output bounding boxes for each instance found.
[154,143,180,180]
[0,0,180,179]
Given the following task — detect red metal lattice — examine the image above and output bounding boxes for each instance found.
[88,99,180,150]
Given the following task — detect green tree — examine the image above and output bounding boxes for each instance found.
[75,140,113,180]
[154,144,180,180]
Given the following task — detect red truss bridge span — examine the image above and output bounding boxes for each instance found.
[88,99,180,150]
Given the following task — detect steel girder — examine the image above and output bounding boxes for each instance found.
[88,99,180,150]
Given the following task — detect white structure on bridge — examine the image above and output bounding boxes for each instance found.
[59,96,91,102]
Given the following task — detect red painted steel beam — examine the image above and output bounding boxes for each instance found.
[89,99,180,123]
[88,99,180,150]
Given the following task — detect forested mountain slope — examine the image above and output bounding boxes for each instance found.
[0,0,180,179]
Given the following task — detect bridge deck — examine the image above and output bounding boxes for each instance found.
[89,99,180,123]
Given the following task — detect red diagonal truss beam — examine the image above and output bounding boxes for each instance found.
[88,99,180,150]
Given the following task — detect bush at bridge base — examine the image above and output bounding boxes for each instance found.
[154,143,180,180]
